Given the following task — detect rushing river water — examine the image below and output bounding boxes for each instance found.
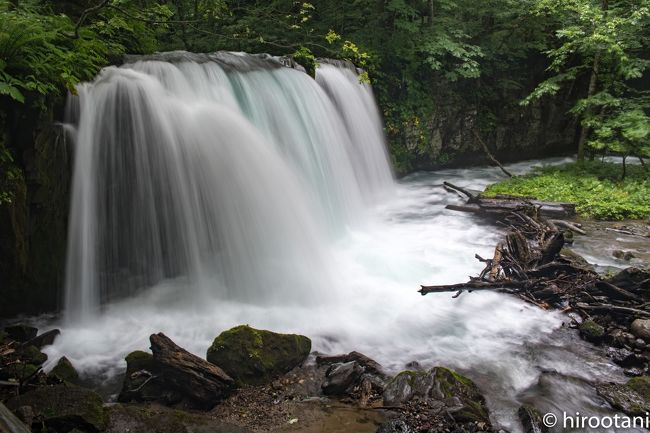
[39,52,640,432]
[43,157,638,432]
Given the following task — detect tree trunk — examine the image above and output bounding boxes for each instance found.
[577,52,600,162]
[428,0,434,27]
[577,0,607,162]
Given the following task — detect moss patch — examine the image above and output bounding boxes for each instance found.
[206,325,311,385]
[579,319,605,342]
[432,367,489,423]
[6,384,107,432]
[627,376,650,401]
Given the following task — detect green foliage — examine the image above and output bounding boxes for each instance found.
[524,0,650,160]
[484,162,650,220]
[0,140,21,205]
[291,46,317,78]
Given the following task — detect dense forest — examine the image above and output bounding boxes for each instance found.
[2,0,650,177]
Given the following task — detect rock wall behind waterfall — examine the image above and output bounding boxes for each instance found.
[0,97,70,318]
[384,76,579,175]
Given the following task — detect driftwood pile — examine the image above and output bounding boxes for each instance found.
[421,183,650,345]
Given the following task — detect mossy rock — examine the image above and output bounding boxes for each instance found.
[597,382,650,416]
[627,376,650,401]
[383,367,489,424]
[51,356,80,383]
[579,320,605,342]
[6,384,107,432]
[20,345,48,366]
[206,325,311,385]
[431,367,489,423]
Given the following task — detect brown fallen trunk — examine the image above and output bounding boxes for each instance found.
[419,280,530,295]
[150,333,235,408]
[0,402,31,433]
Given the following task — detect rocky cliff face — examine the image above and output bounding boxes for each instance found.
[0,98,70,318]
[386,83,579,175]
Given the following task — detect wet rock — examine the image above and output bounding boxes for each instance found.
[50,356,79,383]
[4,324,38,343]
[383,371,418,407]
[19,345,47,366]
[383,367,489,424]
[6,384,107,432]
[579,320,605,342]
[597,382,650,416]
[322,361,365,395]
[22,329,60,349]
[631,319,650,341]
[518,405,548,433]
[607,267,650,291]
[404,361,424,371]
[624,368,645,377]
[606,347,646,368]
[316,351,385,377]
[627,376,650,400]
[206,325,311,385]
[376,419,412,433]
[605,328,627,347]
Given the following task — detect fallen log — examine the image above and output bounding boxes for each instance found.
[0,402,31,433]
[443,182,480,202]
[150,333,235,408]
[446,198,575,219]
[419,280,530,295]
[549,219,587,235]
[593,281,643,303]
[575,303,650,318]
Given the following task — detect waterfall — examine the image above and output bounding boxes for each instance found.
[64,52,394,321]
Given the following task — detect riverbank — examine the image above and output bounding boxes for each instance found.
[483,161,650,221]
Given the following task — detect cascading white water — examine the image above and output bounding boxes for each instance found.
[64,52,394,321]
[56,52,637,432]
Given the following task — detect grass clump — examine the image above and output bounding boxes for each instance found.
[483,162,650,220]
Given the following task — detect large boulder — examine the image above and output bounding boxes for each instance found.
[6,384,107,432]
[50,356,79,384]
[206,325,311,385]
